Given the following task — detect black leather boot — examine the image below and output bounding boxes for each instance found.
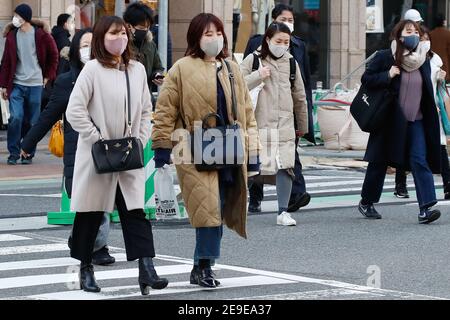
[198,267,217,289]
[190,265,221,287]
[79,263,101,293]
[138,257,169,295]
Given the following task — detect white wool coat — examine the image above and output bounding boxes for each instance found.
[66,60,152,212]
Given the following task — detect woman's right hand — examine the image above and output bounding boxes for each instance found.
[259,66,271,80]
[389,66,401,79]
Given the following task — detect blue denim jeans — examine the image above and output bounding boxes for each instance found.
[408,121,437,210]
[361,121,437,210]
[7,84,42,159]
[193,176,227,265]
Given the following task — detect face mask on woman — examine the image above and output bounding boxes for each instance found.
[200,36,224,58]
[268,41,289,58]
[104,37,128,57]
[401,35,420,51]
[284,22,294,34]
[79,47,91,65]
[12,16,24,28]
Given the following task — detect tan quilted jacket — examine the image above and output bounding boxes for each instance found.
[151,56,260,238]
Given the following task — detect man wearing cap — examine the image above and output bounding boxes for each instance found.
[0,4,59,165]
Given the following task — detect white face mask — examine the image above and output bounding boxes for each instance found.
[79,47,91,65]
[421,40,431,53]
[268,41,289,58]
[200,36,224,58]
[12,16,24,28]
[284,22,294,34]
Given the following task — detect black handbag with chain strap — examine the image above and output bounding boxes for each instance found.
[91,70,144,174]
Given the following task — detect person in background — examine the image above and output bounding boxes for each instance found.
[244,4,312,215]
[52,13,73,75]
[358,20,441,225]
[123,2,165,92]
[151,14,173,69]
[233,0,242,52]
[430,14,450,81]
[21,28,115,267]
[0,3,58,165]
[241,22,308,226]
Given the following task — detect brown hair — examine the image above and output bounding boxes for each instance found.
[390,20,423,67]
[91,16,134,69]
[259,22,291,60]
[185,13,229,59]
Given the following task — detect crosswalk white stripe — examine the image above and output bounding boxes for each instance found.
[0,254,128,272]
[16,276,296,300]
[0,194,61,198]
[0,264,192,290]
[0,244,68,256]
[0,235,31,242]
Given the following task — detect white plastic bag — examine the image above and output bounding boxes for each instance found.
[0,98,9,125]
[154,165,182,220]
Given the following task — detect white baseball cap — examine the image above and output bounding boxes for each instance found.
[404,9,424,23]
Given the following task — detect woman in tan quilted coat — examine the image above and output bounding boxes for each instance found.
[151,13,260,289]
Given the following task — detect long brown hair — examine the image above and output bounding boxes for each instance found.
[185,13,229,59]
[91,16,134,69]
[390,19,423,67]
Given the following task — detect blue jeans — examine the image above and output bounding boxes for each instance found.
[7,84,42,159]
[408,121,437,210]
[361,121,437,210]
[193,176,227,265]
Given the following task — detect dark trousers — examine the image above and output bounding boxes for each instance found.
[71,186,155,263]
[249,138,306,204]
[362,121,437,210]
[396,145,450,189]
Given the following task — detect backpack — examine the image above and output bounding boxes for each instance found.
[252,53,296,88]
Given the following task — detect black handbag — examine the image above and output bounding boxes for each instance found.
[350,84,394,133]
[190,60,245,172]
[91,70,144,174]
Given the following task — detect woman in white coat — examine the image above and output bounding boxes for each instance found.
[66,16,168,295]
[240,22,308,227]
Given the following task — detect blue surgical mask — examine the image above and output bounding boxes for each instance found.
[401,35,420,51]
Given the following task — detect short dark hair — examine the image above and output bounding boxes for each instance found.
[185,13,229,60]
[272,4,294,20]
[92,16,134,69]
[69,28,93,70]
[123,2,154,27]
[260,22,291,60]
[434,14,446,29]
[57,13,71,27]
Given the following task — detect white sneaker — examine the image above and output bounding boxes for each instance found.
[277,212,297,226]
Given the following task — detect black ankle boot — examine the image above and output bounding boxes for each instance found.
[138,257,169,295]
[79,263,101,293]
[198,267,217,289]
[190,266,221,287]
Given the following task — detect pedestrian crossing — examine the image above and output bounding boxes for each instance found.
[0,233,445,300]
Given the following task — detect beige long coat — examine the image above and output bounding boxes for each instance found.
[151,56,260,239]
[66,60,152,213]
[240,51,308,176]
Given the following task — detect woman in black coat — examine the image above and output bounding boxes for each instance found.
[21,29,116,265]
[358,20,442,224]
